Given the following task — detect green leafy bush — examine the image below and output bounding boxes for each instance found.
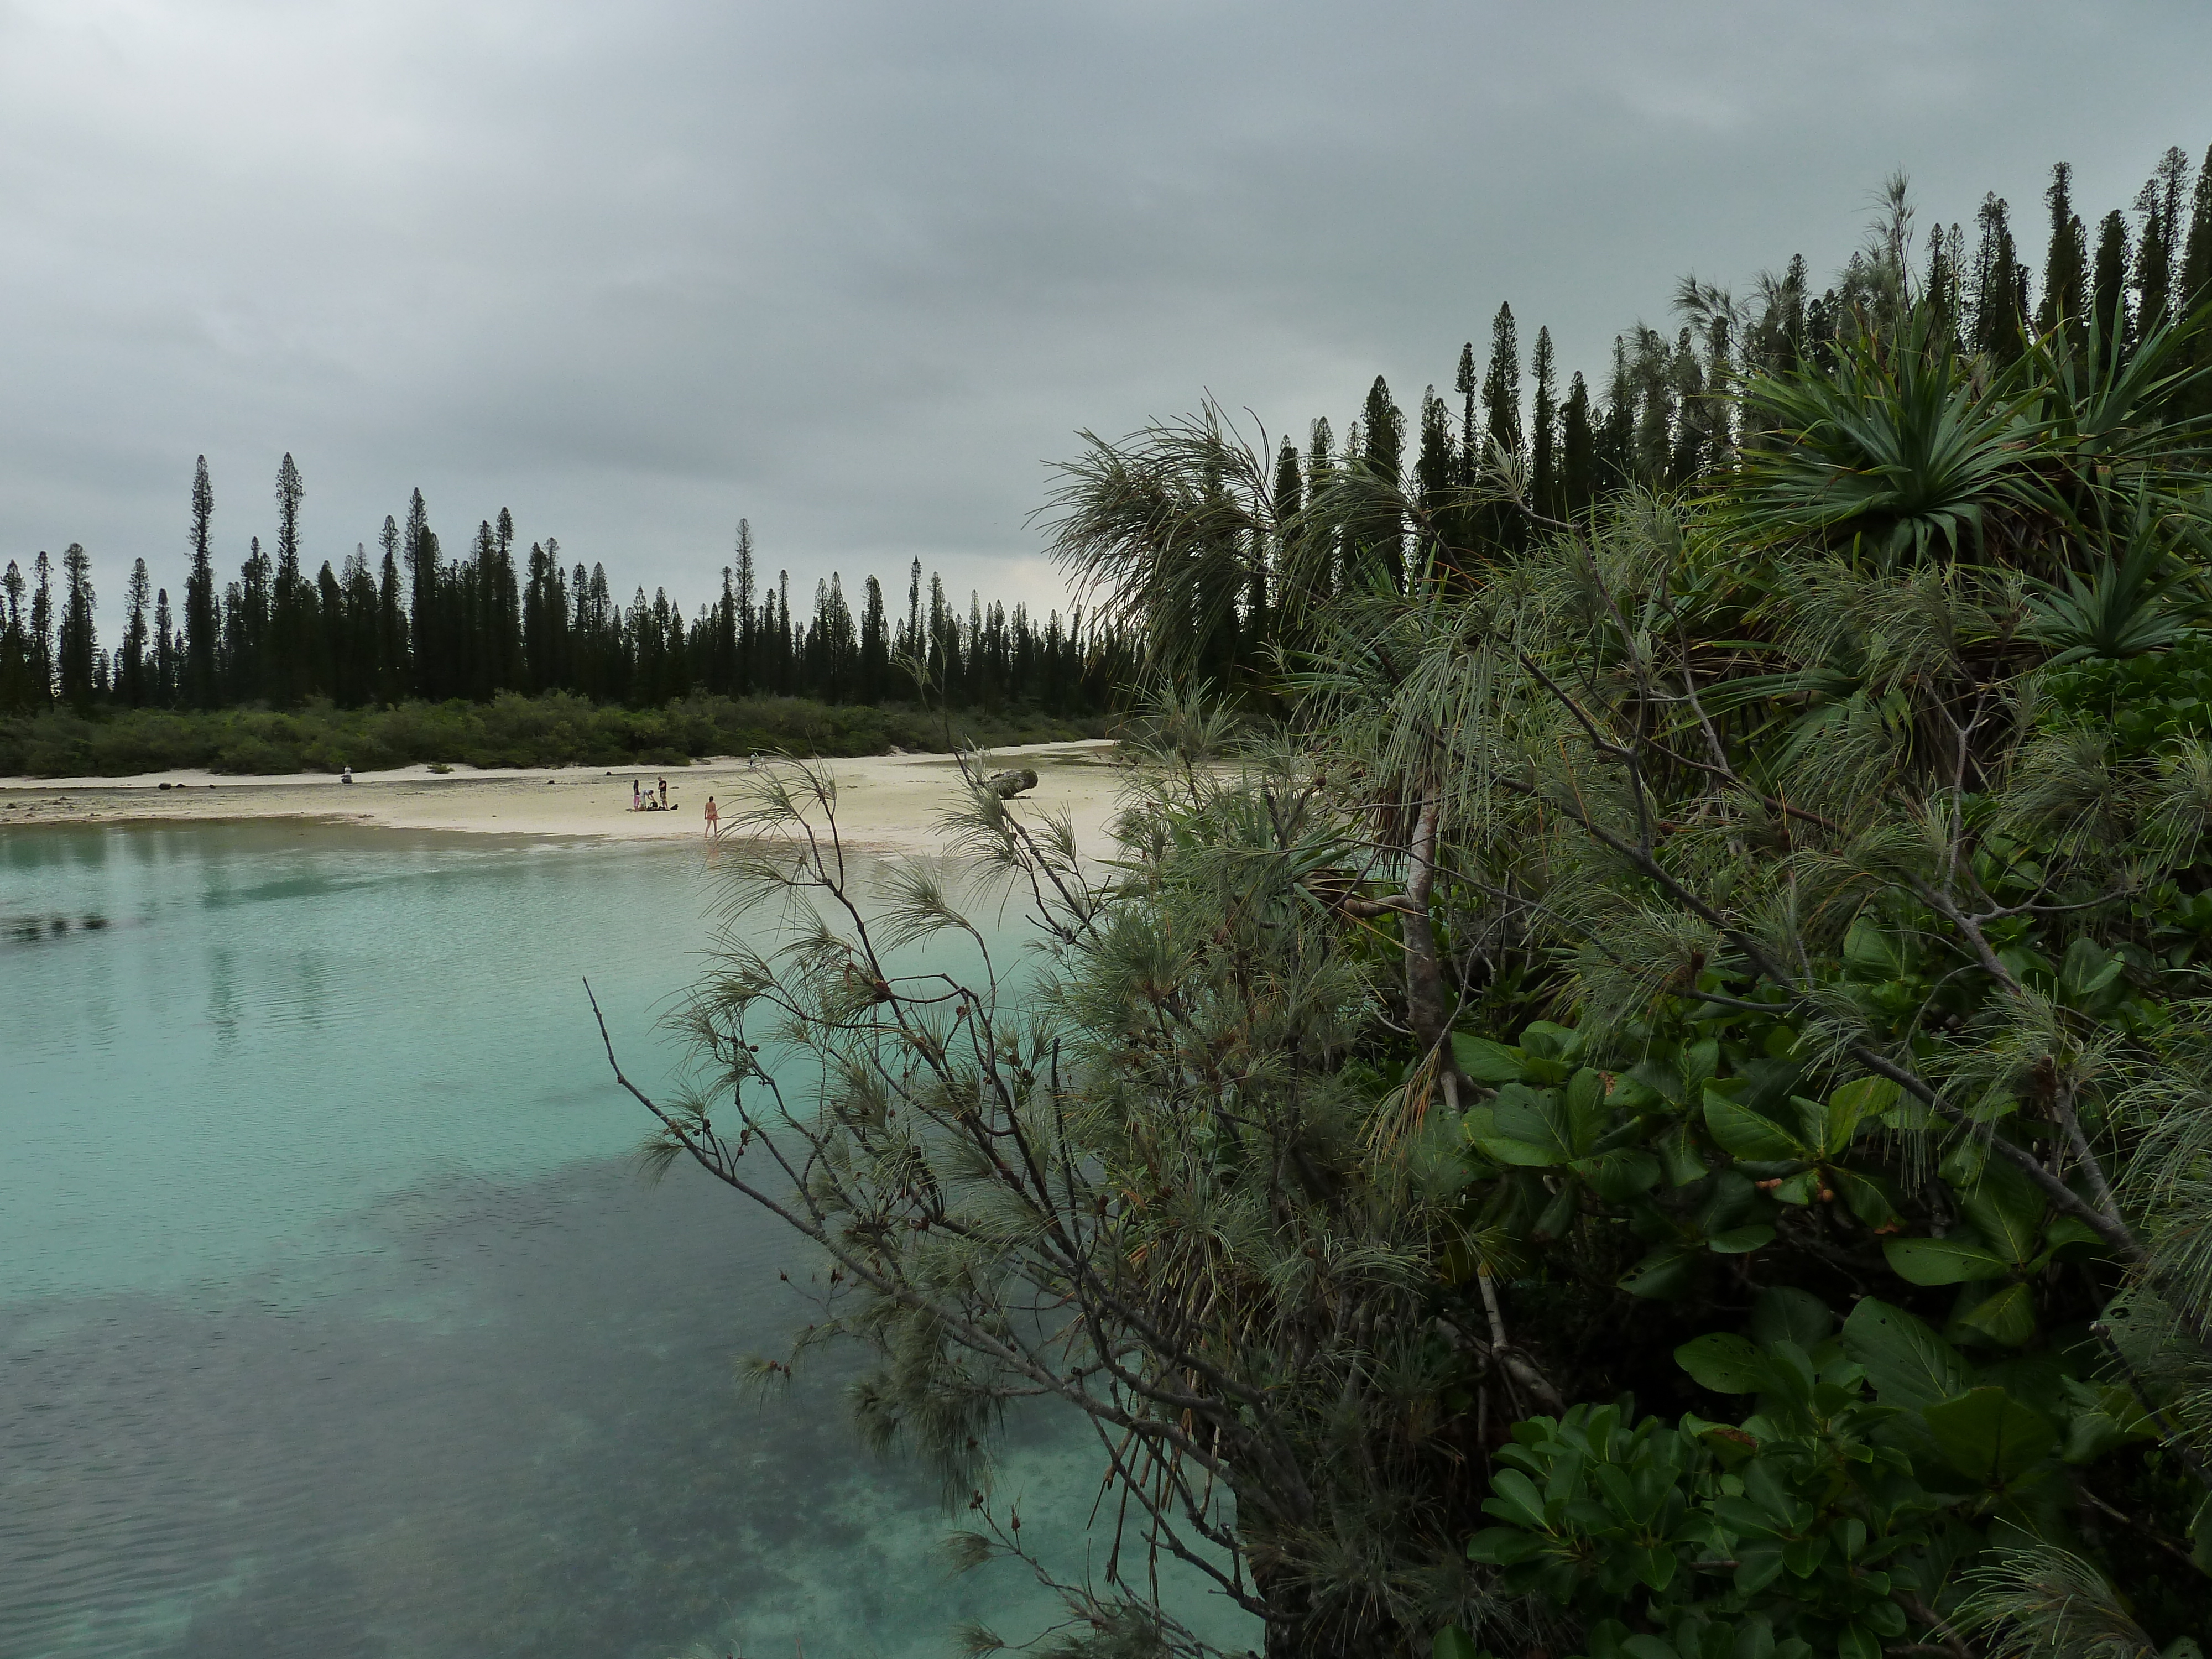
[0,691,1110,776]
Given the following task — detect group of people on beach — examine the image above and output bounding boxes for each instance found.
[629,773,722,836]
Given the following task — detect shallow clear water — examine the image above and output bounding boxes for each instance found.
[0,822,1247,1659]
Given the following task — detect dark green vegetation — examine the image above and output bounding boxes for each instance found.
[0,691,1108,776]
[637,148,2212,1659]
[0,491,1123,771]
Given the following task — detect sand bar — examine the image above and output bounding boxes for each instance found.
[0,739,1127,855]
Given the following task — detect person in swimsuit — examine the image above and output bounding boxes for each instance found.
[658,776,669,807]
[703,796,718,836]
[632,779,642,811]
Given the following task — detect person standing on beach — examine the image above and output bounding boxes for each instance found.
[657,776,669,808]
[703,796,718,837]
[632,779,641,811]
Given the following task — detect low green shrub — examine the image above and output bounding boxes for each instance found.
[0,692,1112,777]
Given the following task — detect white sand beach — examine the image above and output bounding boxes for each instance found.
[0,739,1127,854]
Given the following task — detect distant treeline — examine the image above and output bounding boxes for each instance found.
[0,690,1109,778]
[9,145,2209,738]
[0,479,1124,722]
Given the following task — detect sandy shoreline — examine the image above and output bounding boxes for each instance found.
[0,739,1128,855]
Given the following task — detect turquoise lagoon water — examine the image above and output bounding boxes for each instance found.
[0,822,1246,1659]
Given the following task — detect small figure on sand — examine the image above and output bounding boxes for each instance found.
[341,765,353,785]
[632,779,642,811]
[657,776,669,808]
[703,796,718,837]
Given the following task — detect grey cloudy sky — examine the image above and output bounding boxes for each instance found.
[2,1,2206,623]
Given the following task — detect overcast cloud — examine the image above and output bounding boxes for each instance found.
[2,1,2207,622]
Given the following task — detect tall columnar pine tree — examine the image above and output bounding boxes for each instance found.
[1631,327,1673,484]
[1453,340,1478,491]
[902,556,922,668]
[2094,208,2135,372]
[1306,417,1337,606]
[1558,371,1594,515]
[271,453,307,704]
[2183,143,2212,317]
[153,587,175,706]
[1354,376,1405,592]
[57,543,97,710]
[29,550,54,707]
[1668,326,1706,483]
[404,489,434,697]
[0,560,30,712]
[1412,387,1456,577]
[120,557,151,708]
[1480,301,1524,553]
[1528,325,1557,519]
[1598,336,1634,491]
[2135,144,2192,330]
[1970,192,2025,362]
[733,519,758,693]
[186,456,217,708]
[2038,161,2089,353]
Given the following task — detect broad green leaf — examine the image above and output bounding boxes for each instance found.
[1657,1123,1709,1186]
[1519,1021,1580,1063]
[1789,1094,1830,1152]
[1844,919,1909,978]
[1533,1181,1579,1241]
[1704,1092,1804,1161]
[1824,1076,1900,1152]
[1705,1224,1776,1254]
[1452,1034,1527,1084]
[1696,1422,1761,1467]
[1734,1541,1787,1595]
[1841,1298,1969,1412]
[1433,1625,1481,1659]
[1860,1599,1906,1638]
[1564,1066,1609,1154]
[1676,1333,1771,1394]
[1938,1137,1987,1187]
[1477,1134,1566,1169]
[2060,1380,2157,1463]
[1958,1157,2044,1266]
[1770,1171,1818,1205]
[1883,1234,2012,1285]
[1578,1149,1663,1203]
[1465,1526,1547,1566]
[1620,1245,1699,1300]
[2042,1214,2108,1259]
[1923,1386,2057,1485]
[1483,1468,1550,1530]
[1956,1281,2037,1347]
[1627,1058,1688,1107]
[2060,936,2124,1009]
[1750,1286,1834,1350]
[1488,1082,1567,1137]
[1679,1039,1721,1091]
[1834,1166,1903,1229]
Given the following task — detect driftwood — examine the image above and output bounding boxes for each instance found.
[983,767,1039,799]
